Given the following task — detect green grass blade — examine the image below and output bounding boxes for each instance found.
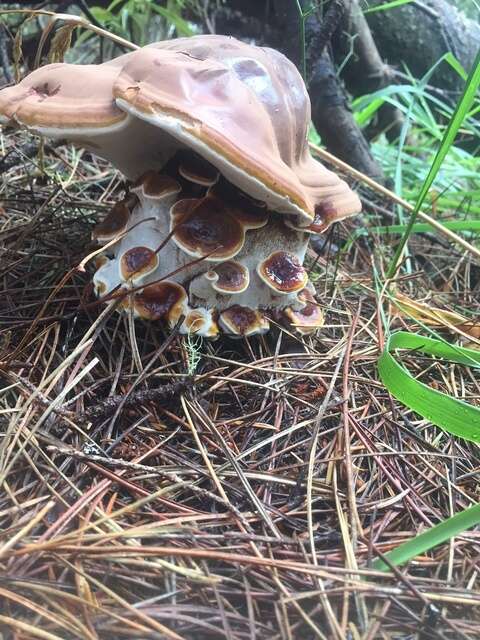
[383,221,480,234]
[150,5,193,36]
[386,49,480,278]
[372,502,480,571]
[344,220,480,252]
[377,332,480,442]
[363,0,415,14]
[372,221,480,235]
[443,52,468,81]
[374,332,480,573]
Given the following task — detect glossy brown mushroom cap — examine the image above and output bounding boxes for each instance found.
[182,308,219,337]
[120,246,158,281]
[284,289,324,334]
[134,282,187,323]
[257,251,308,295]
[208,182,269,229]
[115,38,361,224]
[0,35,360,228]
[92,200,131,242]
[0,61,125,130]
[206,261,250,294]
[132,171,181,200]
[178,151,220,186]
[171,196,245,261]
[219,305,269,336]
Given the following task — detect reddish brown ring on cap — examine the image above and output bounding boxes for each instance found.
[219,305,269,336]
[172,195,245,261]
[207,261,249,294]
[178,154,220,187]
[208,182,268,229]
[284,289,324,334]
[92,201,131,242]
[257,251,308,294]
[133,171,181,199]
[134,281,187,322]
[286,202,338,234]
[120,246,158,280]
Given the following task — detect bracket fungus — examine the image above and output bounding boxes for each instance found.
[0,35,361,337]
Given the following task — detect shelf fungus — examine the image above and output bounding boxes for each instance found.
[0,35,361,337]
[206,261,250,295]
[257,251,309,295]
[283,286,325,335]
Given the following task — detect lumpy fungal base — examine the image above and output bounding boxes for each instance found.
[93,153,321,337]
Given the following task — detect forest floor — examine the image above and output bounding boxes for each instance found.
[1,128,480,639]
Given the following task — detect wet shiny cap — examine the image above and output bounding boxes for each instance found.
[257,251,308,295]
[206,261,250,294]
[92,199,132,242]
[134,281,187,323]
[0,35,361,229]
[171,195,245,261]
[219,305,270,336]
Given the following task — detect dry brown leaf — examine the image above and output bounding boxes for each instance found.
[391,291,480,342]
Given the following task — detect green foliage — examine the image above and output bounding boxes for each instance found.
[378,331,480,442]
[344,220,480,255]
[367,47,480,573]
[352,53,480,247]
[372,502,480,571]
[386,49,480,277]
[88,0,194,46]
[184,332,202,376]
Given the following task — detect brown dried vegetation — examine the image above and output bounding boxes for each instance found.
[0,132,480,639]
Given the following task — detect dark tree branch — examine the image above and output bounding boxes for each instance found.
[270,0,384,180]
[365,0,480,95]
[271,0,303,70]
[0,22,13,84]
[333,0,404,142]
[77,380,190,421]
[309,50,384,181]
[309,0,348,63]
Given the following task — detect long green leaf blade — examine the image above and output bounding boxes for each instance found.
[372,502,480,571]
[377,332,480,442]
[375,332,480,572]
[363,0,415,14]
[387,49,480,278]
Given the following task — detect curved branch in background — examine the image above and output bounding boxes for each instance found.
[308,49,385,182]
[332,0,404,142]
[364,0,480,96]
[272,0,385,182]
[0,22,13,83]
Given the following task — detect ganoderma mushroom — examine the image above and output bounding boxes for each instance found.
[0,35,361,337]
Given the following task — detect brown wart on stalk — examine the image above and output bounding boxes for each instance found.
[0,35,361,337]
